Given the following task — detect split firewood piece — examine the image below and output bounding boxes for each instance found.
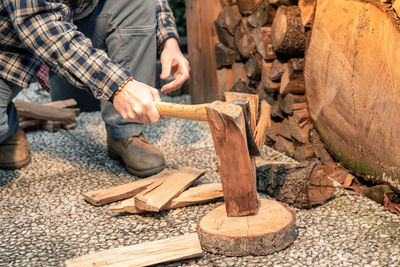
[280,61,306,95]
[197,199,296,256]
[289,58,305,71]
[215,5,242,35]
[251,26,276,61]
[244,53,263,80]
[217,68,235,94]
[289,116,313,143]
[237,0,265,15]
[298,0,316,27]
[215,43,236,69]
[274,135,294,157]
[232,62,248,84]
[256,159,335,208]
[269,0,297,6]
[220,0,237,7]
[206,101,259,216]
[270,59,288,82]
[14,99,77,123]
[234,19,257,59]
[309,129,334,165]
[261,60,281,92]
[277,118,291,140]
[254,100,272,149]
[271,5,306,56]
[247,0,270,27]
[293,143,314,162]
[134,167,204,212]
[230,81,254,95]
[224,91,259,133]
[280,93,296,115]
[65,233,202,267]
[82,169,176,206]
[266,120,280,143]
[215,19,235,50]
[320,163,350,185]
[110,183,224,214]
[271,95,285,119]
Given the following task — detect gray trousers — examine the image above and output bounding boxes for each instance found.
[0,80,23,143]
[50,0,157,138]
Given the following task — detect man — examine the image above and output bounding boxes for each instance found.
[0,0,189,177]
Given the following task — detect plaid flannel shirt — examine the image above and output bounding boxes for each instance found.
[0,0,179,100]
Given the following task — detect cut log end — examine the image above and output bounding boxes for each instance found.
[197,199,296,256]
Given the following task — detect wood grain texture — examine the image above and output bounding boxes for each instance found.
[110,183,224,214]
[304,0,400,191]
[134,167,205,212]
[65,233,202,267]
[197,199,296,256]
[206,101,259,216]
[82,169,176,206]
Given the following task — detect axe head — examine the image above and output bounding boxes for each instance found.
[230,100,261,157]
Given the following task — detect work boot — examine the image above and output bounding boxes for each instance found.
[107,134,166,177]
[0,128,31,169]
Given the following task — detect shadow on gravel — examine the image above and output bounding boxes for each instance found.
[0,170,17,187]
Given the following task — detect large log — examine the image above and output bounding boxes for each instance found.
[304,0,400,192]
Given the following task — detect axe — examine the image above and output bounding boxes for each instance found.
[155,101,261,156]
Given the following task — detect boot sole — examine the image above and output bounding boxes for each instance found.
[0,153,31,169]
[108,149,167,178]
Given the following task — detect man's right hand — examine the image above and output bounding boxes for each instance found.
[112,79,161,125]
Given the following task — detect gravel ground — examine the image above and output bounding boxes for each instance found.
[0,84,399,267]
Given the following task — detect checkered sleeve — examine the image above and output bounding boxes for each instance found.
[156,0,179,52]
[3,0,131,100]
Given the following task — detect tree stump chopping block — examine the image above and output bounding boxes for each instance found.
[197,199,296,256]
[200,100,296,256]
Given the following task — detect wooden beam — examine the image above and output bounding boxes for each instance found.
[134,167,204,212]
[110,183,224,214]
[186,0,222,103]
[82,169,177,206]
[65,233,202,267]
[206,101,258,217]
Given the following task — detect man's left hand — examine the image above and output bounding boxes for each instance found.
[160,38,190,94]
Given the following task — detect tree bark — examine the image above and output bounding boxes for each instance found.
[256,159,335,208]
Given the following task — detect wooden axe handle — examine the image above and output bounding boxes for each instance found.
[155,102,209,121]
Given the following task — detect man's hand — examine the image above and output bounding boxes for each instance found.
[113,79,161,125]
[160,38,190,94]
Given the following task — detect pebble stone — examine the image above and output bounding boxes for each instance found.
[0,84,399,266]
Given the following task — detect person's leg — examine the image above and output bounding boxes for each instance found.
[51,0,165,176]
[0,79,31,169]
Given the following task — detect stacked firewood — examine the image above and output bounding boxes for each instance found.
[215,0,327,163]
